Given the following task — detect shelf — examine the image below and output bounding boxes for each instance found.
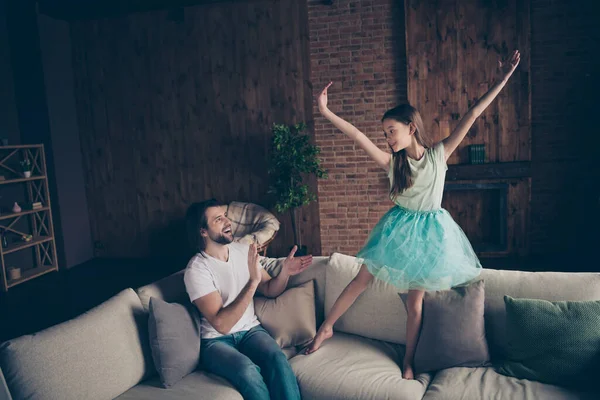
[0,144,44,150]
[0,207,50,221]
[446,161,531,181]
[0,175,46,185]
[2,235,53,254]
[6,264,58,288]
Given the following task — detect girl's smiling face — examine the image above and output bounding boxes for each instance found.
[382,118,414,153]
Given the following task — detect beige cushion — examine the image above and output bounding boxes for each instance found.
[115,371,242,400]
[325,253,407,344]
[480,269,600,360]
[254,280,316,348]
[273,256,329,327]
[422,367,597,400]
[0,289,153,400]
[290,332,431,400]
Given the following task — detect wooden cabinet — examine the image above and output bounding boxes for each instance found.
[0,145,58,291]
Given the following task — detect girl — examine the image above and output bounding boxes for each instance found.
[306,50,521,380]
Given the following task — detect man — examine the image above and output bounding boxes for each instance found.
[184,199,312,400]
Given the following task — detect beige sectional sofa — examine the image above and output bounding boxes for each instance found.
[1,253,598,400]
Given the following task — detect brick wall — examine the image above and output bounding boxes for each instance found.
[308,0,598,261]
[307,0,406,255]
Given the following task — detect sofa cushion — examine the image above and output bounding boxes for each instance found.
[399,280,490,373]
[115,371,242,400]
[422,367,598,400]
[254,280,316,348]
[325,253,407,344]
[479,269,600,361]
[0,289,153,400]
[148,298,202,388]
[498,296,600,388]
[290,332,431,400]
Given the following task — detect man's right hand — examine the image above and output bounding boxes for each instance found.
[247,243,262,284]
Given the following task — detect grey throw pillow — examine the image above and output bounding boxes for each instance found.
[399,279,490,374]
[148,297,202,388]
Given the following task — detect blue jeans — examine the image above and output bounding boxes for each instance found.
[201,325,301,400]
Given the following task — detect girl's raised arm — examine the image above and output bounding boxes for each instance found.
[317,82,391,170]
[443,50,521,160]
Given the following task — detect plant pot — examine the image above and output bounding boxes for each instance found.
[291,244,308,257]
[23,171,31,178]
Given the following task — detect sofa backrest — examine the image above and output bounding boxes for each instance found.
[136,270,188,311]
[0,289,154,400]
[322,253,600,362]
[479,268,600,360]
[325,253,408,344]
[135,256,330,327]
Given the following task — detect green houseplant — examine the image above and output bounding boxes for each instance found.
[267,122,327,255]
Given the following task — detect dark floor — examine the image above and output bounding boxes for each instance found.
[0,255,185,343]
[0,252,596,343]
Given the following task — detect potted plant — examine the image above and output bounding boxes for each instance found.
[267,122,327,256]
[20,159,32,178]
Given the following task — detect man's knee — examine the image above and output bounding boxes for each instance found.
[237,361,263,384]
[262,348,293,374]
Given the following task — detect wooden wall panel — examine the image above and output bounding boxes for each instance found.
[405,0,530,164]
[406,0,531,257]
[442,178,530,256]
[71,0,320,258]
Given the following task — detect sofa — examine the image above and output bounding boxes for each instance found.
[1,253,598,400]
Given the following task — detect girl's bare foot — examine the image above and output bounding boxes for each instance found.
[305,324,333,354]
[402,363,415,380]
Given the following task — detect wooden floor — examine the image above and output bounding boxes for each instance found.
[0,253,595,343]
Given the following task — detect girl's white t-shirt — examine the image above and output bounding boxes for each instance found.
[184,242,262,339]
[388,141,448,211]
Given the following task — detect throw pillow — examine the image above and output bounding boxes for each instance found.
[399,279,490,374]
[497,296,600,387]
[254,280,316,348]
[148,297,202,388]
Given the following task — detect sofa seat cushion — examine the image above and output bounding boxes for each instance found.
[290,333,432,400]
[423,367,598,400]
[115,371,243,400]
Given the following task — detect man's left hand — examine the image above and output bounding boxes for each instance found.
[281,245,313,276]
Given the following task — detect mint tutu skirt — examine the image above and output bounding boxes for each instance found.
[356,205,482,291]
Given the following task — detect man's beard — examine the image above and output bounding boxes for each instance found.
[208,230,233,245]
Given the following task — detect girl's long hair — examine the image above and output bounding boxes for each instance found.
[382,104,432,197]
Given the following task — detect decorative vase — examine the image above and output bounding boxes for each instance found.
[12,202,21,213]
[23,171,31,178]
[7,267,21,280]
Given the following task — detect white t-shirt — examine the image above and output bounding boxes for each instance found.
[184,242,263,339]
